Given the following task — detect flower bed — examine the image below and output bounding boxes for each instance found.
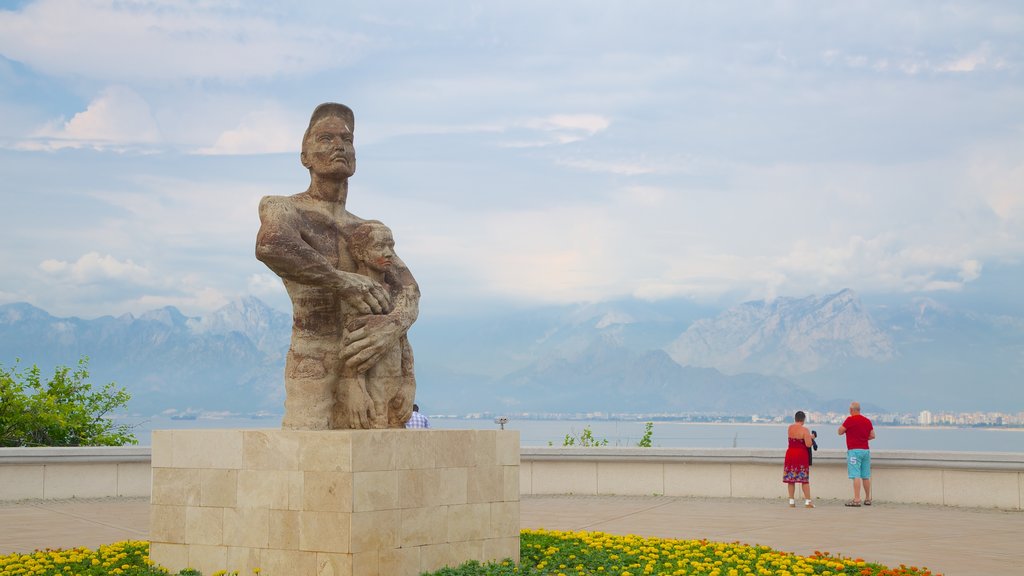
[0,531,939,576]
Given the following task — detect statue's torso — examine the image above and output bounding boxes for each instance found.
[281,196,362,339]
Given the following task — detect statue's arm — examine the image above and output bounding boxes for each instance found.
[256,196,336,285]
[385,254,420,332]
[255,196,389,314]
[342,253,420,373]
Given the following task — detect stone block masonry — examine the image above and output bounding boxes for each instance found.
[149,429,520,576]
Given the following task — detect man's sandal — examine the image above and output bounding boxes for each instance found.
[863,500,872,506]
[844,500,862,507]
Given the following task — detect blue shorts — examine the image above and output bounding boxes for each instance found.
[847,449,871,479]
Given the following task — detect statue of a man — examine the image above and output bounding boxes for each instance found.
[255,103,419,430]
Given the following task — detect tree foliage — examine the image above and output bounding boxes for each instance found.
[0,357,137,447]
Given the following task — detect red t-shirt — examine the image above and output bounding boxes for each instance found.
[842,414,873,450]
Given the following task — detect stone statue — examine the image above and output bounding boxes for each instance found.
[255,103,419,430]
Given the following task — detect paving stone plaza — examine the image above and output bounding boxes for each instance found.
[2,494,1022,576]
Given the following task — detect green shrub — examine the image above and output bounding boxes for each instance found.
[0,356,137,447]
[560,425,608,447]
[637,421,654,447]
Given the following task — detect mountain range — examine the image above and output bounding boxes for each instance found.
[1,289,1020,416]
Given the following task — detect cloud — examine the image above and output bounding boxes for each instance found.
[39,252,152,285]
[968,138,1024,226]
[959,259,983,283]
[19,86,160,151]
[556,158,658,176]
[771,236,987,296]
[502,114,611,148]
[0,289,18,304]
[26,251,236,317]
[196,106,304,155]
[526,114,610,136]
[938,44,1007,73]
[0,0,368,82]
[125,287,229,315]
[357,122,506,146]
[555,155,695,176]
[247,273,285,297]
[821,43,1012,76]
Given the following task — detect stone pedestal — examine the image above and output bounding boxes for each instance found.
[149,429,520,576]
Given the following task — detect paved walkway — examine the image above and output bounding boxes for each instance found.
[2,496,1021,576]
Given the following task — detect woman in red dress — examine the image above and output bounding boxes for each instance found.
[783,410,815,508]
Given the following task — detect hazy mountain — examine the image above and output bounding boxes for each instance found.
[495,336,813,414]
[411,298,713,380]
[1,289,1020,416]
[792,297,1024,410]
[187,296,292,359]
[666,289,895,376]
[0,302,283,416]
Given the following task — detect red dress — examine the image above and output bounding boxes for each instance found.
[783,437,810,484]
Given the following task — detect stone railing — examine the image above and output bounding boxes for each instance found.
[0,446,151,500]
[3,446,1022,509]
[520,447,1024,509]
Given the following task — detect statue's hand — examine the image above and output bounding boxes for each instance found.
[346,384,374,429]
[343,314,401,374]
[337,272,391,315]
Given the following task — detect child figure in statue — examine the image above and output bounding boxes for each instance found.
[337,220,415,428]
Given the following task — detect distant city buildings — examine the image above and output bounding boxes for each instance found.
[783,410,1022,427]
[446,409,1024,427]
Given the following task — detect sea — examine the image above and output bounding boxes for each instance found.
[118,416,1024,453]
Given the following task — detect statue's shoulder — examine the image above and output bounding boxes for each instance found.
[258,194,302,219]
[258,194,296,209]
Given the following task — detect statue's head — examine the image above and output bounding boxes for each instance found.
[346,220,395,273]
[301,103,356,178]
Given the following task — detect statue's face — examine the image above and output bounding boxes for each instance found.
[301,116,355,178]
[359,227,396,273]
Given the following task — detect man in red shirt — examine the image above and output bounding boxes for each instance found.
[838,401,875,506]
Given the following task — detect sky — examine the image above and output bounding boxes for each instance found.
[0,0,1022,319]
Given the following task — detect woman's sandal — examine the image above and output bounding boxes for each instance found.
[863,500,872,506]
[844,500,862,507]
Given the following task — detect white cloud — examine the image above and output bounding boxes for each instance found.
[126,288,229,315]
[357,121,505,146]
[526,114,610,135]
[938,44,1006,73]
[959,260,983,282]
[39,252,152,285]
[196,106,303,155]
[968,139,1024,226]
[83,177,265,250]
[821,43,1012,76]
[248,273,286,296]
[623,186,668,206]
[0,0,368,82]
[24,251,239,318]
[20,86,160,151]
[503,114,611,147]
[0,289,18,304]
[555,155,694,176]
[556,158,658,176]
